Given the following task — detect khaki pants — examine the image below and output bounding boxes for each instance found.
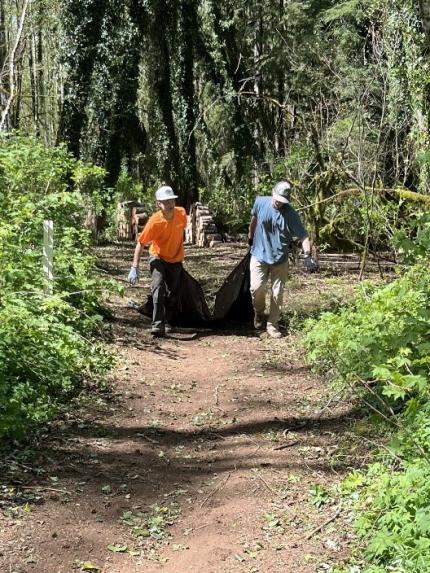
[250,256,289,326]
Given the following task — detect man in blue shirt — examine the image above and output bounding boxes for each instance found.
[248,180,318,338]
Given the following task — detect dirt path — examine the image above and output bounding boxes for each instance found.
[0,243,363,573]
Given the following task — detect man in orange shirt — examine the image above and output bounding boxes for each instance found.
[127,185,187,337]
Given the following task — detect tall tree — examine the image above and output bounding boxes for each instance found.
[142,0,181,194]
[174,0,199,205]
[0,0,9,129]
[59,0,108,157]
[0,0,29,131]
[80,0,146,187]
[419,0,430,47]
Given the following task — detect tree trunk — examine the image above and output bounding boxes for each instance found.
[0,0,29,131]
[29,29,39,133]
[0,0,9,130]
[149,0,181,195]
[210,0,258,179]
[419,0,430,48]
[276,0,286,157]
[58,0,108,157]
[177,0,199,207]
[37,27,45,136]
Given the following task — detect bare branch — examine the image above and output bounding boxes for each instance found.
[0,0,30,131]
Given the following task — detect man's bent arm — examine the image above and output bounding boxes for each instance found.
[132,241,145,268]
[248,216,257,241]
[301,236,312,255]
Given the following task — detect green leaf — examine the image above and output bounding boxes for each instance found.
[80,562,100,572]
[107,544,128,553]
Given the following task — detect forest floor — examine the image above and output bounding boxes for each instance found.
[0,242,390,573]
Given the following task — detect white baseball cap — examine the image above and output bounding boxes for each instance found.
[272,181,291,204]
[155,185,178,201]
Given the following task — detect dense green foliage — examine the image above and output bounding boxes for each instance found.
[0,135,114,438]
[305,216,430,572]
[306,262,430,388]
[2,0,429,242]
[341,460,430,572]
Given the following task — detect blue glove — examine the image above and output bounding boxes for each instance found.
[303,255,319,273]
[128,266,139,285]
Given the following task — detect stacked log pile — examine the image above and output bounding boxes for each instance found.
[314,252,395,272]
[185,202,222,247]
[84,207,98,239]
[117,201,147,241]
[131,205,148,240]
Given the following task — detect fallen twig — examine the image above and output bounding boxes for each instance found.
[306,507,342,539]
[136,433,159,444]
[257,475,279,498]
[19,485,71,495]
[193,522,212,531]
[273,440,299,450]
[6,460,40,474]
[315,389,344,417]
[200,472,231,507]
[214,385,220,406]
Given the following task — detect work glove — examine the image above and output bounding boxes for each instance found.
[303,255,319,273]
[128,266,139,285]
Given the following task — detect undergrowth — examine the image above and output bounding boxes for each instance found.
[0,134,116,439]
[304,213,430,572]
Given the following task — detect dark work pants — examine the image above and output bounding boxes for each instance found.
[149,256,183,331]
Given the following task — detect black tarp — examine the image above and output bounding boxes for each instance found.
[212,252,253,323]
[174,268,212,326]
[139,252,253,327]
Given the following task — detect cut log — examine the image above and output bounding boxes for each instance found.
[185,202,221,248]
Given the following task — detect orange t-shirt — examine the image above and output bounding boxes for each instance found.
[138,207,187,263]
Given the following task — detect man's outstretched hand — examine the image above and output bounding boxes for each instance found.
[303,256,319,273]
[128,266,139,285]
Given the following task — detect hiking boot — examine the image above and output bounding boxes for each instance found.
[165,323,173,333]
[151,326,165,337]
[267,323,282,339]
[254,312,265,330]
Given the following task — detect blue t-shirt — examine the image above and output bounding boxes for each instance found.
[250,196,307,264]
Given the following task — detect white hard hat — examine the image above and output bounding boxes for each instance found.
[272,181,291,204]
[155,185,178,201]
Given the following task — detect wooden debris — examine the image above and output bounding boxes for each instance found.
[116,200,147,241]
[306,507,342,539]
[185,202,222,248]
[273,440,299,450]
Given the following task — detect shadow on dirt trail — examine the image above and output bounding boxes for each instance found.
[0,243,370,573]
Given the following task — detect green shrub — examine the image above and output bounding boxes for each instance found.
[305,216,430,573]
[0,134,116,438]
[335,459,430,573]
[0,294,113,438]
[393,212,430,266]
[304,263,430,392]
